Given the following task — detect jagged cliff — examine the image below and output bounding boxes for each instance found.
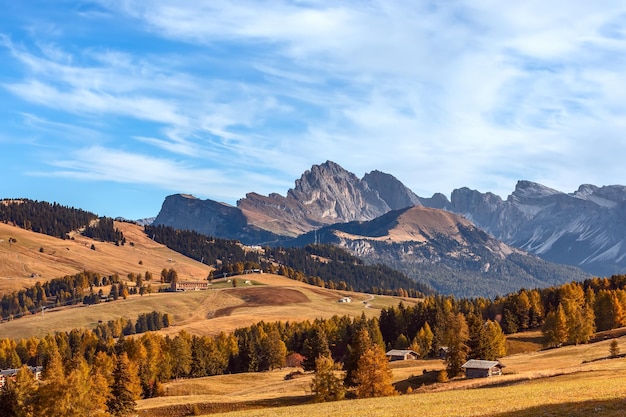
[422,181,626,276]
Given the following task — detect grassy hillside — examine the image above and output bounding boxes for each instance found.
[0,221,211,296]
[0,272,417,339]
[137,335,626,417]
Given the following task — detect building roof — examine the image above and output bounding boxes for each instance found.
[385,349,419,356]
[461,360,504,369]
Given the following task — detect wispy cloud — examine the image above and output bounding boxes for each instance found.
[2,0,626,218]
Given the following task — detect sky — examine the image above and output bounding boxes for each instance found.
[2,1,626,220]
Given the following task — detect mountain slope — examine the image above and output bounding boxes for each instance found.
[287,206,589,297]
[0,220,211,296]
[426,181,626,276]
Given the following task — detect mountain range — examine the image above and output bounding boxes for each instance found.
[151,161,626,296]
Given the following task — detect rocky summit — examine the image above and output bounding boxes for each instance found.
[424,181,626,277]
[155,161,422,243]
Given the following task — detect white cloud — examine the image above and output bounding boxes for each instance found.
[3,0,626,209]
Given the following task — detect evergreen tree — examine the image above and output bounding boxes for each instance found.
[344,327,372,386]
[108,353,141,417]
[301,326,331,371]
[310,355,345,402]
[170,331,193,379]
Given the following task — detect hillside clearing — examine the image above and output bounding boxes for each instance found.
[0,273,417,339]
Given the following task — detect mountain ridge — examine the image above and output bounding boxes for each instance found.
[427,180,626,276]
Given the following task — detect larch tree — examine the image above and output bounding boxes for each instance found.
[34,350,70,417]
[482,320,507,360]
[443,313,470,378]
[542,304,568,348]
[416,322,434,358]
[353,344,396,398]
[259,328,287,371]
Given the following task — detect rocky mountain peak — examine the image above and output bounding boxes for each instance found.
[508,180,561,204]
[362,170,422,210]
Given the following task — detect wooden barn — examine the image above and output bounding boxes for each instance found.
[385,349,420,361]
[461,359,505,378]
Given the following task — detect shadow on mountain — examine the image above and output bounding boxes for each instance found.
[490,398,626,417]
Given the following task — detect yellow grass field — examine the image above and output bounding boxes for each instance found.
[138,336,626,417]
[0,221,211,296]
[0,270,417,339]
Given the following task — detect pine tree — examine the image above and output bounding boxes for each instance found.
[301,326,331,371]
[344,327,372,386]
[353,344,396,398]
[108,353,141,416]
[170,331,192,378]
[310,355,345,402]
[610,339,620,357]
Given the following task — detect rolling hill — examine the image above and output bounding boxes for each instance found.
[0,220,212,297]
[0,220,417,339]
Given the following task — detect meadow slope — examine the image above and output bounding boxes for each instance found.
[0,271,416,339]
[0,221,211,296]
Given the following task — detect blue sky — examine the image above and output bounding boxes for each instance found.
[2,1,626,219]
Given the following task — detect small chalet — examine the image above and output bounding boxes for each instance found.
[338,297,352,303]
[385,349,420,361]
[171,280,210,291]
[461,359,505,378]
[438,346,449,359]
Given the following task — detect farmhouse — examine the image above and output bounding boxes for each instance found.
[0,366,43,388]
[461,359,505,378]
[338,296,352,303]
[385,349,420,361]
[171,280,210,291]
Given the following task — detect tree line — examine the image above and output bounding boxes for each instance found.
[83,217,126,246]
[0,199,96,240]
[0,271,160,320]
[148,224,430,296]
[378,274,626,361]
